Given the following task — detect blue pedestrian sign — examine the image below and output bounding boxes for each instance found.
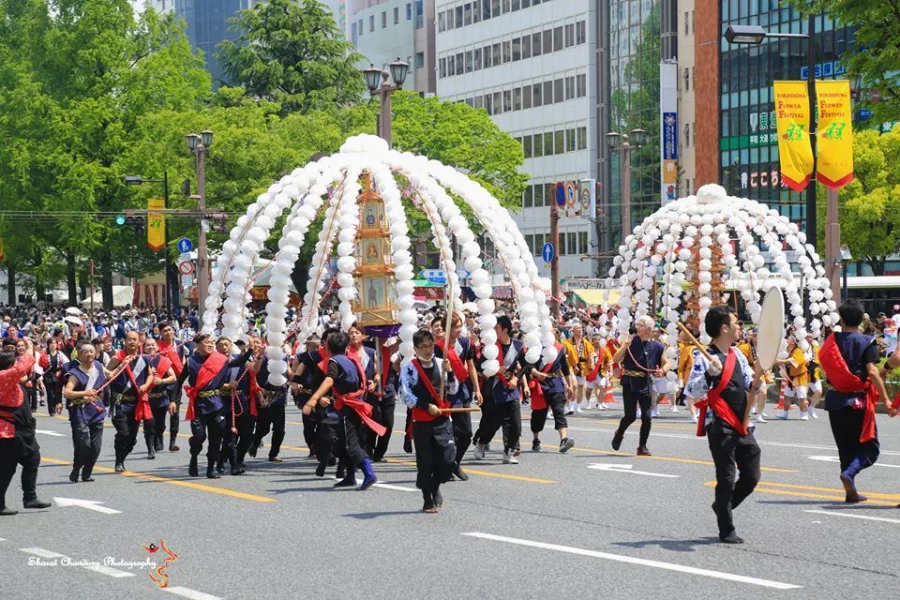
[542,242,555,264]
[176,238,193,253]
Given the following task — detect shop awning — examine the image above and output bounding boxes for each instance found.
[571,288,620,307]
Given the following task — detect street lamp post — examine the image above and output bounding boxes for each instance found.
[124,172,174,313]
[362,58,409,147]
[840,244,852,301]
[606,129,646,244]
[187,130,213,319]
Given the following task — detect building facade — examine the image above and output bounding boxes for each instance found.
[435,0,599,280]
[348,0,435,95]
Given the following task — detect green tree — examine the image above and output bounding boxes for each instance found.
[816,127,900,275]
[217,0,365,116]
[788,1,900,124]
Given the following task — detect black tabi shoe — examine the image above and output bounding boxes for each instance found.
[216,463,225,475]
[433,486,443,509]
[69,466,81,483]
[333,476,358,488]
[82,476,95,483]
[611,434,623,452]
[269,456,283,463]
[422,492,437,513]
[169,441,180,452]
[148,449,156,460]
[719,531,744,544]
[403,437,413,454]
[0,506,18,516]
[114,462,125,473]
[248,442,259,458]
[315,463,327,478]
[206,465,221,479]
[452,465,469,481]
[327,456,337,466]
[188,456,199,478]
[231,464,245,476]
[155,438,164,453]
[24,498,51,509]
[532,439,542,452]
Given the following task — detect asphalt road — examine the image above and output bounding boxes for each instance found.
[1,398,899,600]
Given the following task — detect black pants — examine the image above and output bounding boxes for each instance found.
[254,404,286,459]
[708,422,761,538]
[167,386,181,442]
[316,416,343,472]
[222,413,255,466]
[531,392,568,434]
[450,407,473,464]
[341,409,367,468]
[189,410,227,465]
[828,407,880,478]
[70,419,103,479]
[26,385,38,411]
[413,417,456,490]
[46,384,63,416]
[298,393,317,454]
[617,388,652,447]
[111,405,141,462]
[476,399,521,453]
[0,437,41,507]
[369,401,395,461]
[150,405,170,450]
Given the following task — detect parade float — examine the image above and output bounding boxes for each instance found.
[607,183,840,394]
[201,134,557,386]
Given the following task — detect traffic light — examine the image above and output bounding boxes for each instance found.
[126,215,145,235]
[209,212,228,233]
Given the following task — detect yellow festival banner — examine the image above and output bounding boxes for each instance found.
[147,198,166,252]
[816,80,854,189]
[773,81,815,192]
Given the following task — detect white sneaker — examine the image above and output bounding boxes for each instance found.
[649,408,659,418]
[575,404,584,414]
[671,405,679,413]
[502,451,519,464]
[809,406,818,419]
[474,444,486,459]
[755,415,767,423]
[583,403,592,411]
[761,412,770,418]
[690,413,698,424]
[750,408,758,416]
[800,412,809,421]
[776,410,789,420]
[599,403,609,410]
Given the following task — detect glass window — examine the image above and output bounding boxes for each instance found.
[369,15,374,32]
[532,32,542,56]
[503,40,511,63]
[576,73,586,97]
[464,3,472,25]
[492,0,500,16]
[448,56,455,76]
[503,90,512,112]
[523,135,533,158]
[553,26,563,51]
[543,30,552,54]
[474,95,483,109]
[544,183,555,206]
[559,233,566,256]
[576,20,586,44]
[407,3,412,20]
[523,0,531,6]
[381,11,387,28]
[554,78,564,103]
[533,84,542,107]
[456,52,463,74]
[512,0,520,10]
[394,7,399,24]
[555,130,565,154]
[474,1,481,22]
[544,132,555,155]
[503,0,511,12]
[493,43,501,66]
[566,128,576,152]
[493,91,502,113]
[484,94,493,114]
[523,84,532,109]
[512,37,522,61]
[456,6,463,27]
[577,126,587,150]
[522,34,532,59]
[565,76,575,99]
[567,232,577,256]
[543,80,553,103]
[533,133,543,157]
[465,50,473,73]
[513,87,522,110]
[684,11,689,35]
[579,231,588,254]
[439,11,445,31]
[525,233,534,250]
[565,24,575,47]
[483,45,492,68]
[474,48,482,71]
[483,0,491,19]
[439,57,446,78]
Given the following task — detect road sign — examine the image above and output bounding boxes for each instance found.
[181,274,194,288]
[178,261,195,275]
[429,277,447,285]
[555,182,566,206]
[542,242,554,264]
[176,237,193,253]
[419,269,446,280]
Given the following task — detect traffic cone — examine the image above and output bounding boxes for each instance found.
[776,379,786,410]
[604,385,616,404]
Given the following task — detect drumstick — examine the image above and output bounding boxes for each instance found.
[440,407,482,413]
[675,322,715,362]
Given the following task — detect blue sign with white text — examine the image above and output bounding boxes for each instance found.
[663,112,678,160]
[542,242,554,264]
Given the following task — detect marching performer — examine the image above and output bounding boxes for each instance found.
[158,323,187,452]
[738,329,771,424]
[611,315,669,456]
[586,334,613,410]
[527,331,576,453]
[62,340,111,483]
[777,334,809,420]
[141,338,177,460]
[292,333,325,458]
[217,337,260,475]
[806,332,822,419]
[105,331,154,473]
[563,322,594,414]
[435,314,481,480]
[253,339,289,464]
[685,306,762,544]
[369,337,400,462]
[400,329,458,513]
[677,328,699,422]
[822,300,896,503]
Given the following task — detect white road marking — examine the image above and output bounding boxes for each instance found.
[54,497,122,515]
[35,429,65,437]
[163,586,224,600]
[587,463,679,478]
[373,483,418,492]
[804,510,900,525]
[808,455,900,469]
[20,547,67,559]
[463,532,803,590]
[82,565,135,578]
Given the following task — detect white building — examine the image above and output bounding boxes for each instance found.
[434,0,599,280]
[348,0,435,95]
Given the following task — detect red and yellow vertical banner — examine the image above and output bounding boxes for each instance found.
[773,81,815,192]
[816,80,854,189]
[147,198,165,252]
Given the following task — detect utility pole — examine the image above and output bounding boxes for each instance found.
[197,143,208,319]
[550,199,561,321]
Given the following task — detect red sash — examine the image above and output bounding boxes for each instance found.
[332,356,386,437]
[820,334,878,443]
[496,343,517,389]
[315,349,331,375]
[115,351,153,423]
[528,343,564,411]
[411,358,450,422]
[184,352,228,421]
[436,339,469,383]
[158,341,183,376]
[694,349,747,437]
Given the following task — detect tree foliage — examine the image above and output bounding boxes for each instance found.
[217,0,365,116]
[816,127,900,275]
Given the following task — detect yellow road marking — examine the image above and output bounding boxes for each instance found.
[751,481,900,501]
[573,447,796,473]
[704,481,900,507]
[382,458,557,484]
[41,457,275,503]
